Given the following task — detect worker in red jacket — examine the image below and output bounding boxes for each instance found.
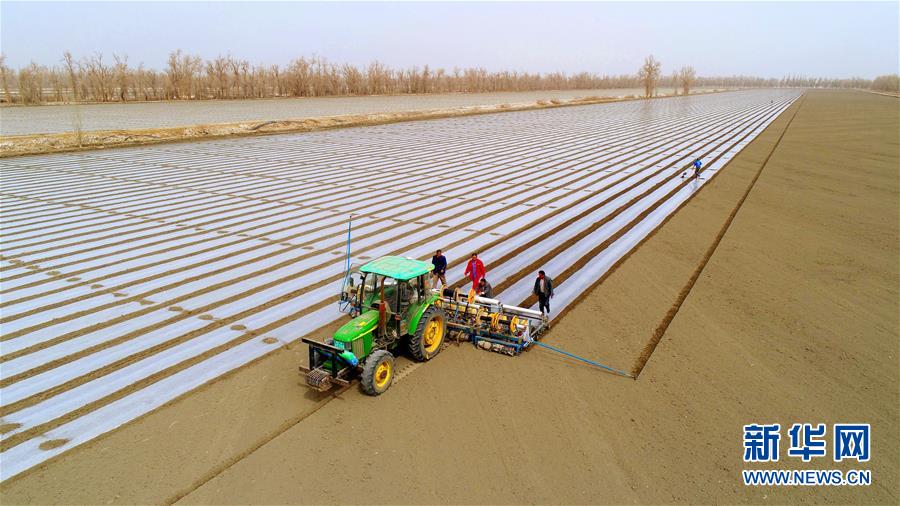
[464,253,486,292]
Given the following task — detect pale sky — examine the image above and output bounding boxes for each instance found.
[1,1,897,78]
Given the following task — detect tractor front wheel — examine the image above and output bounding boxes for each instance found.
[408,306,447,361]
[361,350,394,396]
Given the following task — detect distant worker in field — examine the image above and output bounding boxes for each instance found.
[681,158,703,179]
[692,158,702,179]
[533,270,554,316]
[477,278,493,298]
[431,249,447,288]
[464,253,486,293]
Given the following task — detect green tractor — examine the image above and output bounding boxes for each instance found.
[300,255,447,395]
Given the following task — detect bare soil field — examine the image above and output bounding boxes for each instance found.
[0,90,797,481]
[1,90,896,504]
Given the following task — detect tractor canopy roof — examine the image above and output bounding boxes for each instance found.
[359,255,432,281]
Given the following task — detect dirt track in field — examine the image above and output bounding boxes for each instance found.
[1,90,897,504]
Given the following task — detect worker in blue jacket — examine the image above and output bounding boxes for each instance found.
[683,158,703,179]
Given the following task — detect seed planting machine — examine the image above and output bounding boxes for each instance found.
[299,255,549,395]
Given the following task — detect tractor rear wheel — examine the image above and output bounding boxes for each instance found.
[361,350,394,396]
[408,306,447,361]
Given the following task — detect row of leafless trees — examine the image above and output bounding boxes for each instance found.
[634,54,888,98]
[871,74,900,93]
[0,52,638,104]
[0,51,892,104]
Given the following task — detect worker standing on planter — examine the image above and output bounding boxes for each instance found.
[533,270,554,316]
[431,249,447,288]
[464,253,486,294]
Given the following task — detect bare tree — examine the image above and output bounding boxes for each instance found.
[142,65,162,100]
[166,49,185,99]
[62,51,80,101]
[83,53,114,102]
[229,57,243,98]
[113,54,130,101]
[341,64,364,95]
[421,64,431,93]
[638,55,662,98]
[165,49,203,99]
[366,60,389,95]
[48,68,64,102]
[207,57,229,99]
[238,60,251,97]
[270,64,281,97]
[286,57,311,97]
[679,65,696,96]
[18,62,44,104]
[0,54,13,103]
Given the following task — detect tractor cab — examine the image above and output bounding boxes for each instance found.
[341,257,430,332]
[301,256,447,395]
